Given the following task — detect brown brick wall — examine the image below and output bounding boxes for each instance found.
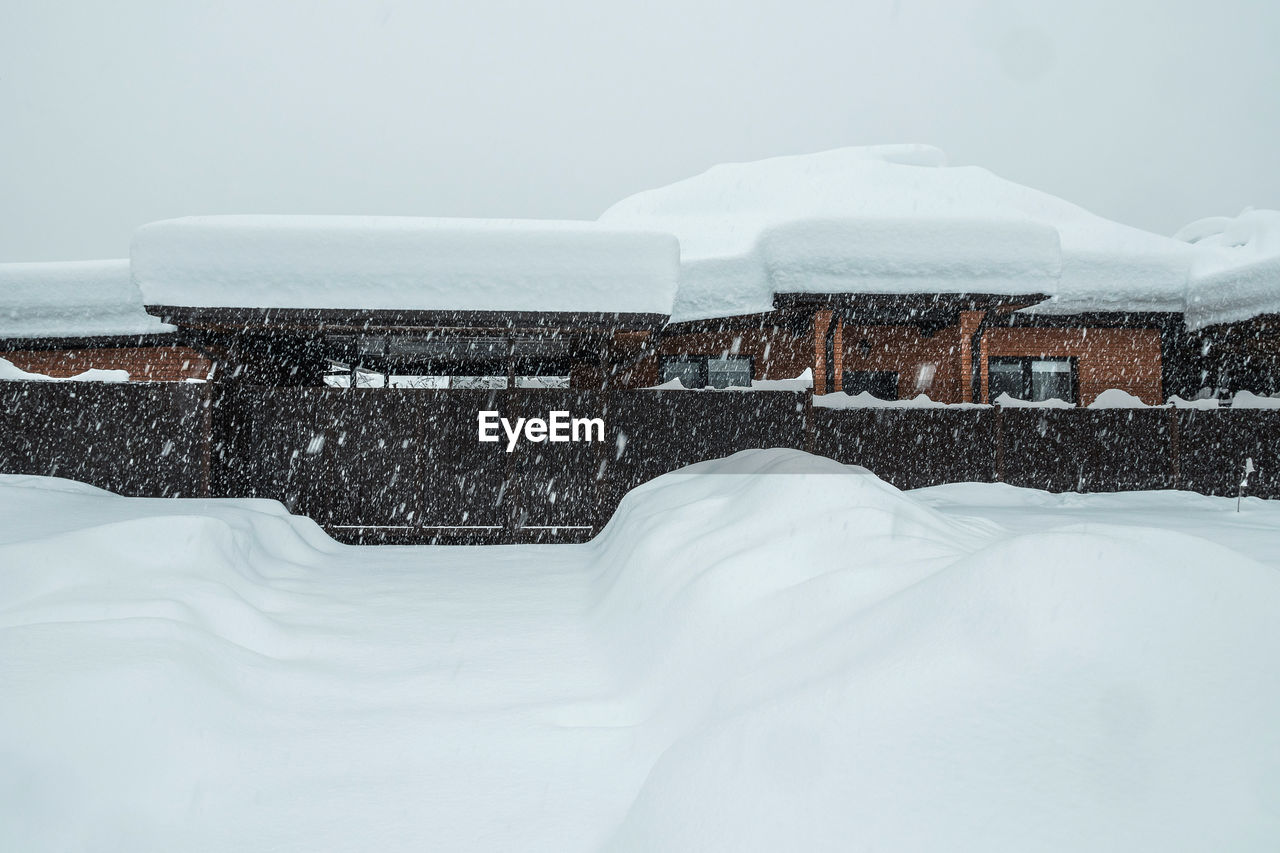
[981,327,1163,405]
[3,347,213,382]
[647,325,813,387]
[839,324,966,402]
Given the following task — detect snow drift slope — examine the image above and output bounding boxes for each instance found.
[4,451,1280,851]
[607,523,1280,851]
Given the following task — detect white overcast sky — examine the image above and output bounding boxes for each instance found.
[1,0,1277,261]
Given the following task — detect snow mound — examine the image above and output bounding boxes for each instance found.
[994,391,1073,408]
[814,390,987,409]
[647,368,813,391]
[600,146,1193,321]
[587,451,995,715]
[1231,390,1280,409]
[0,355,130,382]
[606,522,1280,851]
[0,260,173,339]
[1087,388,1151,408]
[131,215,680,315]
[1179,210,1280,329]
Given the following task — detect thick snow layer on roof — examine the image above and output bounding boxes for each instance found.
[600,146,1194,321]
[132,216,679,316]
[0,260,173,339]
[1178,210,1280,329]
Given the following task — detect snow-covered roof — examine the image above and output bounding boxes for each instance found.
[1178,210,1280,329]
[600,145,1196,322]
[0,260,174,340]
[132,216,680,316]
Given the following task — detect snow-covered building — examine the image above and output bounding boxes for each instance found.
[1176,209,1280,396]
[131,216,680,388]
[601,145,1210,405]
[0,260,211,381]
[7,149,1273,402]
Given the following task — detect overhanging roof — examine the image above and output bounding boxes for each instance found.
[147,306,668,336]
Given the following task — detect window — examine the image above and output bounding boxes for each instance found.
[660,355,752,389]
[842,370,899,400]
[707,356,752,388]
[514,375,570,389]
[988,357,1077,403]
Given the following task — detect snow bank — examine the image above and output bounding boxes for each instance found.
[600,146,1193,321]
[0,260,173,339]
[1179,210,1280,329]
[5,453,1280,851]
[0,355,130,382]
[1230,390,1280,409]
[1086,388,1150,408]
[814,390,987,409]
[131,216,680,316]
[1168,394,1220,409]
[647,368,813,391]
[606,513,1280,851]
[993,391,1074,408]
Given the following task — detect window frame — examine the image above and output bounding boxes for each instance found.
[659,354,754,389]
[987,356,1078,404]
[841,369,901,401]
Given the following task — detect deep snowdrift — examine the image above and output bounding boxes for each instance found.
[131,216,680,315]
[0,259,173,339]
[4,452,1280,851]
[599,146,1194,321]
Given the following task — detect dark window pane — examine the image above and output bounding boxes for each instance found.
[842,371,899,400]
[661,357,706,388]
[707,356,751,388]
[1030,359,1074,403]
[988,360,1024,400]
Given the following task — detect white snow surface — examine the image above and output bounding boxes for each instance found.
[131,216,680,315]
[1230,390,1280,409]
[647,368,814,391]
[0,260,173,339]
[814,390,988,409]
[1178,209,1280,329]
[1086,388,1150,408]
[600,146,1194,321]
[4,450,1280,851]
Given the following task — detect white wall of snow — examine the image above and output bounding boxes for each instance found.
[131,216,680,316]
[0,260,173,339]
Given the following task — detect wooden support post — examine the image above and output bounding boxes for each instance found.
[813,309,834,395]
[958,310,985,403]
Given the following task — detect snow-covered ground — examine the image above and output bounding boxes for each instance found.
[3,450,1280,851]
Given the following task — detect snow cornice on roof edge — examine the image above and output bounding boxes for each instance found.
[0,259,174,340]
[131,216,680,317]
